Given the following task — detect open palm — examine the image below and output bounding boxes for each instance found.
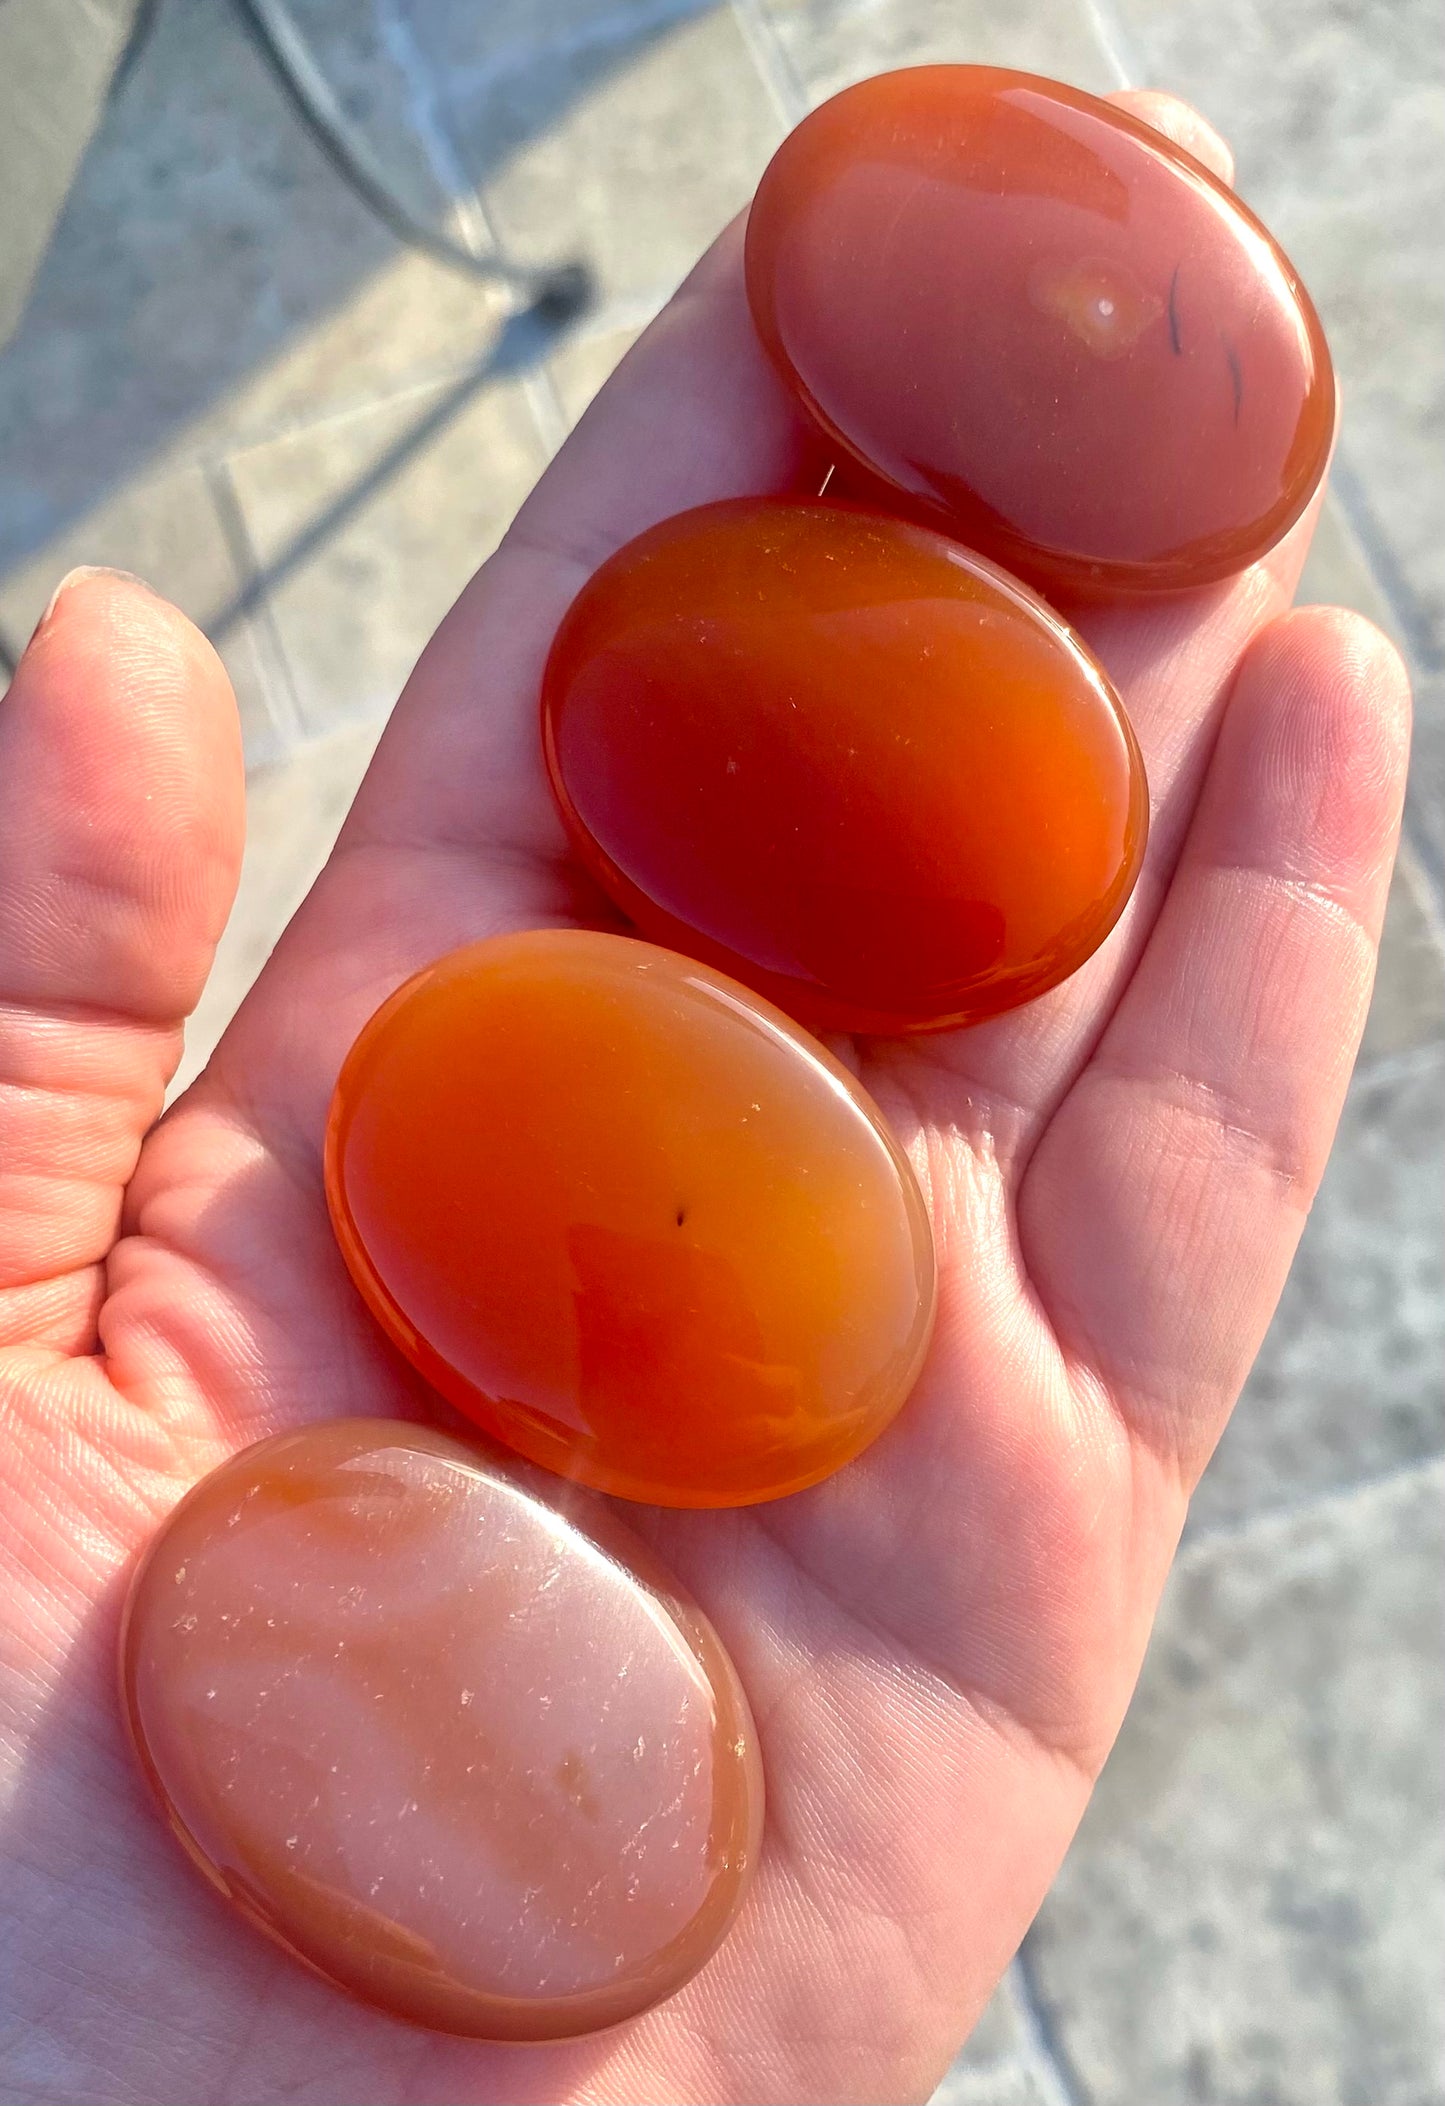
[0,95,1409,2106]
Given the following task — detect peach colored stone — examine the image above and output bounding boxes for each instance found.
[122,1420,763,2037]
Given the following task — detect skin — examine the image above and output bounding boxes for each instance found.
[0,90,1412,2106]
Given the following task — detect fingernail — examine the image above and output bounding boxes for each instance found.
[32,564,150,644]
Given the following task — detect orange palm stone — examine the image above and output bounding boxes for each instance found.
[543,499,1146,1035]
[325,929,935,1506]
[122,1421,762,2037]
[745,67,1334,594]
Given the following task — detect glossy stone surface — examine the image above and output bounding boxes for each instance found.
[326,929,935,1505]
[745,67,1335,595]
[543,500,1146,1034]
[121,1420,763,2038]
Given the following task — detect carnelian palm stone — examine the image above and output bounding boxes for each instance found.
[121,1421,763,2038]
[326,929,936,1508]
[544,499,1147,1036]
[745,66,1334,594]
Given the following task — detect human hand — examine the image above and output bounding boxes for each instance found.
[0,92,1410,2106]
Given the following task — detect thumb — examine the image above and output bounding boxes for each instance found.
[0,570,244,1358]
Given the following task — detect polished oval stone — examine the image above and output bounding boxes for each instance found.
[121,1420,763,2038]
[745,66,1334,594]
[326,929,935,1505]
[542,499,1146,1033]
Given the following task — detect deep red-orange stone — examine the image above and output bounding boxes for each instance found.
[122,1421,762,2037]
[745,67,1334,594]
[326,929,935,1506]
[543,499,1146,1034]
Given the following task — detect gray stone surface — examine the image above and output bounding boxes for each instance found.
[1405,674,1445,906]
[0,454,287,767]
[1297,494,1402,658]
[462,4,786,303]
[0,0,508,590]
[756,0,1121,104]
[0,0,141,346]
[1026,1464,1445,2106]
[1358,851,1445,1066]
[1190,1045,1445,1537]
[222,363,550,734]
[171,717,386,1098]
[931,1964,1072,2105]
[279,0,504,252]
[1185,833,1445,1541]
[547,318,647,427]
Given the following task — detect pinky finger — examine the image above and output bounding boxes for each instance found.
[1021,607,1410,1484]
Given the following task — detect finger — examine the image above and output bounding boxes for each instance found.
[1020,607,1410,1481]
[0,571,244,1354]
[1108,87,1235,185]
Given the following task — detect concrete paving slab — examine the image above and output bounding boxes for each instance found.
[0,0,509,587]
[1359,851,1445,1066]
[277,0,501,249]
[1297,494,1402,652]
[0,456,288,769]
[464,5,785,305]
[172,716,387,1097]
[1404,675,1445,908]
[0,0,142,347]
[930,1963,1071,2105]
[755,0,1120,104]
[1191,1047,1445,1536]
[1028,1462,1445,2106]
[0,0,382,527]
[220,365,549,737]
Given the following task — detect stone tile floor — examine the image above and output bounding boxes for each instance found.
[0,2,1440,2099]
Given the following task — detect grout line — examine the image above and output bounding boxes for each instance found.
[521,364,572,458]
[1181,1453,1445,1560]
[729,0,811,124]
[373,0,507,262]
[1328,451,1444,677]
[219,357,503,453]
[222,373,457,450]
[1322,457,1445,910]
[220,286,664,457]
[202,454,307,752]
[179,277,677,463]
[1077,0,1136,88]
[431,0,712,102]
[1011,1947,1091,2106]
